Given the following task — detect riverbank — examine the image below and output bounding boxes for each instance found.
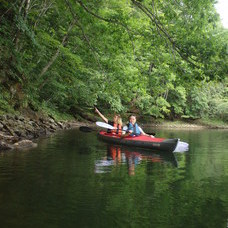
[0,112,227,151]
[0,113,86,151]
[142,119,228,130]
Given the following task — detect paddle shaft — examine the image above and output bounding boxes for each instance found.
[80,125,155,136]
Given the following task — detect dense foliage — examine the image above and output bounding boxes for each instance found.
[0,0,227,121]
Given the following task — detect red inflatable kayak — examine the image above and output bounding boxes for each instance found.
[98,131,179,152]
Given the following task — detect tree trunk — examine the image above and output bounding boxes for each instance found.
[34,0,54,28]
[149,62,154,74]
[38,20,76,89]
[24,0,31,19]
[15,0,31,50]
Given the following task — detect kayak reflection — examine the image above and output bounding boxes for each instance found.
[95,145,178,175]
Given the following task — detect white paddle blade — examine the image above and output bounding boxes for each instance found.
[96,121,116,130]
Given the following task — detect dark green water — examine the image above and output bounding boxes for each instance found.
[0,128,227,228]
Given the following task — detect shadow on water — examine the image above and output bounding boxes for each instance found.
[95,144,179,175]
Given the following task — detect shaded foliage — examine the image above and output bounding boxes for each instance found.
[0,0,227,120]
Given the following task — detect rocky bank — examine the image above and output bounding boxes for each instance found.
[1,113,226,151]
[0,114,82,151]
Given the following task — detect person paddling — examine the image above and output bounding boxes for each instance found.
[95,107,122,135]
[125,114,154,138]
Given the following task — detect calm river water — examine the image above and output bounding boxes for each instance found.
[0,128,227,228]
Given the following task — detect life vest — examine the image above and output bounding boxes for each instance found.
[111,123,122,135]
[127,123,141,136]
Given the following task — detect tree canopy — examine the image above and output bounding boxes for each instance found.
[0,0,227,121]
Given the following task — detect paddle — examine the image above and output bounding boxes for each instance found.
[96,123,156,135]
[96,121,116,129]
[79,121,116,133]
[80,122,156,136]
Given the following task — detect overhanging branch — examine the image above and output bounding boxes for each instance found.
[131,0,198,68]
[75,0,136,57]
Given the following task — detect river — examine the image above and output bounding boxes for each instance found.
[0,128,227,228]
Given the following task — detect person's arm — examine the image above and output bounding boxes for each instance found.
[139,126,146,135]
[127,123,133,133]
[121,132,131,138]
[139,126,155,138]
[95,107,108,123]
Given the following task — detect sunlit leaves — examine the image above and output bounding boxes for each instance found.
[0,0,227,121]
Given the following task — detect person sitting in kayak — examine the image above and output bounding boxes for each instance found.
[116,117,122,135]
[125,115,154,138]
[95,107,122,135]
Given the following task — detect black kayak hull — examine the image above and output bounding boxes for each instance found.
[98,131,179,152]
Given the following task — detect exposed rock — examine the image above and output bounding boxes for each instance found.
[19,116,25,121]
[39,117,45,123]
[28,120,35,126]
[0,113,81,151]
[56,121,64,129]
[13,140,37,149]
[50,124,56,130]
[14,130,22,137]
[0,141,14,150]
[49,118,55,124]
[0,132,18,142]
[3,124,14,136]
[6,114,14,120]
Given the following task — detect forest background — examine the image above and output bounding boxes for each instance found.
[0,0,227,125]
